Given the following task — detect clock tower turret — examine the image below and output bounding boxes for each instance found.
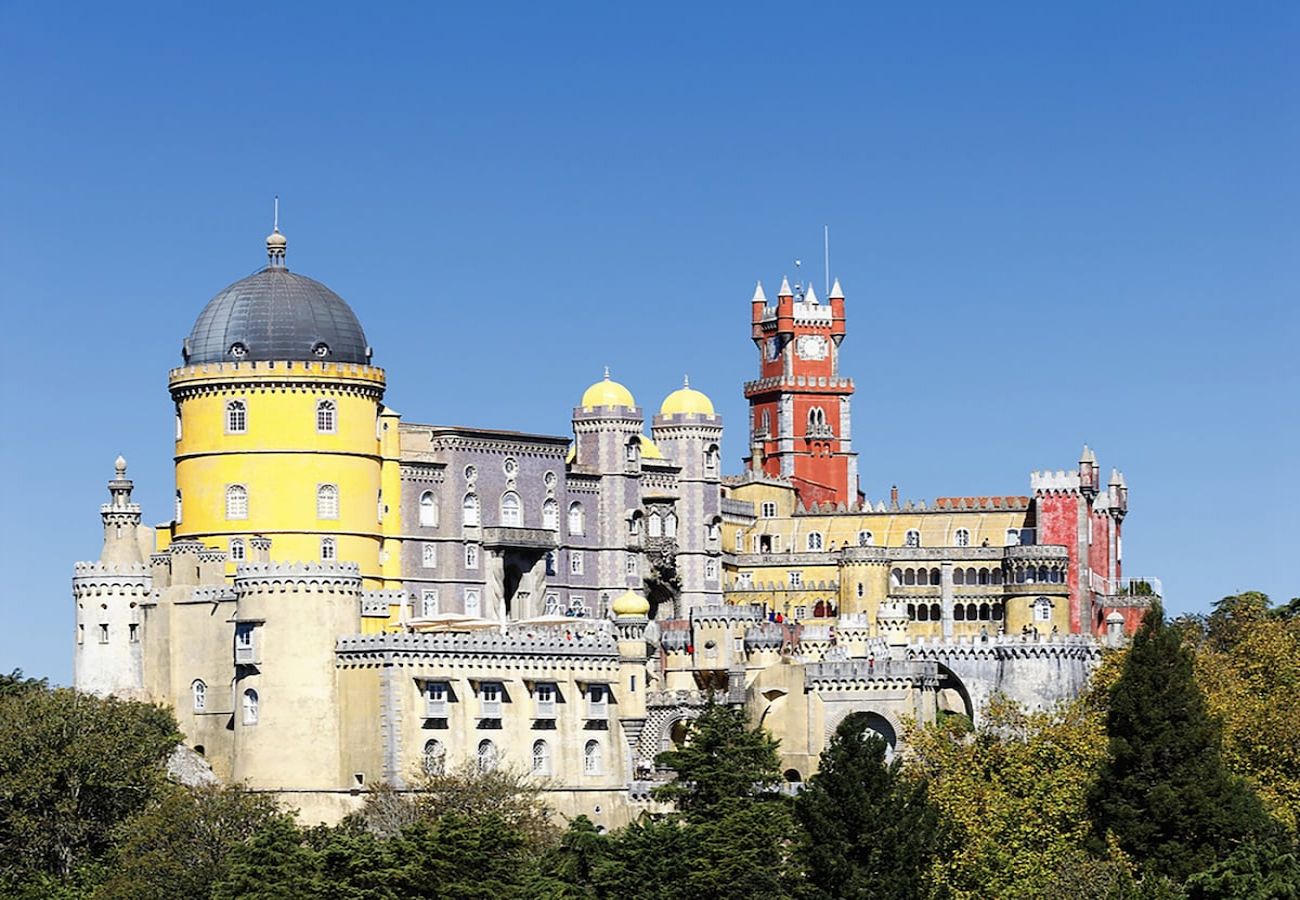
[743,276,858,507]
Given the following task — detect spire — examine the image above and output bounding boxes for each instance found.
[1109,467,1123,487]
[266,196,287,268]
[804,283,818,305]
[751,281,767,303]
[683,374,690,388]
[778,276,793,297]
[828,278,844,300]
[1080,444,1097,464]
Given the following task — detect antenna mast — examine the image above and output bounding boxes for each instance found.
[273,195,280,232]
[824,224,830,296]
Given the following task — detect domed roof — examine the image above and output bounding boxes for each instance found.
[580,369,636,411]
[611,589,650,618]
[660,376,715,417]
[182,232,370,366]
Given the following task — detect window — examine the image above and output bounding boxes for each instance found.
[629,515,641,538]
[535,683,557,718]
[420,589,439,618]
[377,490,385,523]
[568,502,585,535]
[545,552,556,576]
[125,623,138,644]
[626,553,638,576]
[225,399,247,434]
[77,624,84,645]
[1035,598,1052,622]
[241,689,259,725]
[99,624,109,643]
[423,739,446,776]
[316,399,336,433]
[706,559,718,581]
[320,537,336,561]
[858,531,873,547]
[422,543,437,569]
[477,739,498,773]
[464,589,481,617]
[480,682,502,718]
[905,529,921,548]
[424,681,449,717]
[735,531,745,552]
[226,484,248,520]
[584,740,603,776]
[955,528,970,548]
[175,490,183,524]
[789,571,803,588]
[586,684,608,718]
[648,513,662,538]
[705,446,719,474]
[463,493,480,527]
[706,520,720,543]
[503,457,518,478]
[542,498,559,531]
[235,623,255,663]
[230,538,245,561]
[543,592,559,614]
[761,501,777,518]
[664,512,677,538]
[736,572,753,589]
[625,440,640,465]
[316,484,338,520]
[857,582,865,598]
[465,544,479,569]
[192,679,206,711]
[175,411,182,441]
[500,492,521,527]
[1006,529,1021,547]
[806,532,824,551]
[532,740,551,776]
[570,551,584,576]
[419,491,438,527]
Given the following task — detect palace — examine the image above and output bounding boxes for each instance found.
[73,226,1156,825]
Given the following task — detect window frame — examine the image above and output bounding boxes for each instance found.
[315,398,337,434]
[225,399,248,435]
[316,483,339,520]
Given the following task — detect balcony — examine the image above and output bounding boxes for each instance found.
[481,527,557,551]
[1091,574,1162,601]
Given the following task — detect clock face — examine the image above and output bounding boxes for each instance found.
[796,334,828,360]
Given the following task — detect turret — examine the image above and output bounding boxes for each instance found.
[1078,445,1099,498]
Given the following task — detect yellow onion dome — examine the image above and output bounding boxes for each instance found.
[659,376,715,417]
[612,589,651,618]
[580,368,636,411]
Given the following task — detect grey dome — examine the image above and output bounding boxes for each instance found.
[183,267,371,365]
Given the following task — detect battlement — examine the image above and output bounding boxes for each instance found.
[361,590,407,617]
[335,630,620,662]
[234,561,363,593]
[804,658,938,688]
[1030,470,1081,492]
[74,561,151,576]
[907,632,1102,662]
[236,561,361,577]
[743,375,854,395]
[933,496,1030,511]
[689,603,765,625]
[186,585,238,604]
[169,359,387,385]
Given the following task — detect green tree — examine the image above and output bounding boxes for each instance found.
[94,784,289,900]
[209,816,320,900]
[1087,603,1279,883]
[1184,834,1300,900]
[0,684,180,882]
[0,668,48,697]
[652,700,783,819]
[795,713,948,899]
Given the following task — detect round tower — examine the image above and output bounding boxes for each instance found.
[168,229,389,584]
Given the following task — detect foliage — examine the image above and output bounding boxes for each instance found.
[1183,834,1300,900]
[1184,591,1300,832]
[907,661,1122,899]
[0,668,48,697]
[93,784,289,900]
[652,699,783,820]
[0,683,181,882]
[1087,603,1279,883]
[795,713,948,899]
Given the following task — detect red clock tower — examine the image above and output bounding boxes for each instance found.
[743,276,859,507]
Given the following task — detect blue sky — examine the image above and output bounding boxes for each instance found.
[1,4,1295,684]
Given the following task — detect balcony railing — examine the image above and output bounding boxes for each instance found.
[1090,573,1162,598]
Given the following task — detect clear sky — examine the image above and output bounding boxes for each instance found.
[1,4,1295,684]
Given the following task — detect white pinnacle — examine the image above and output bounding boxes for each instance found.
[828,278,844,300]
[751,281,767,303]
[778,276,792,296]
[804,283,818,304]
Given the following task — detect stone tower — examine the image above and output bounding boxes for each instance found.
[73,457,152,698]
[744,277,858,507]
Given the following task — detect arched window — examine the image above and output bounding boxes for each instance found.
[422,543,437,568]
[1034,597,1052,622]
[806,532,824,551]
[568,502,585,535]
[316,399,336,434]
[583,740,603,776]
[954,604,966,621]
[967,603,978,621]
[423,739,446,776]
[191,679,206,712]
[648,513,662,538]
[625,439,640,465]
[761,410,771,434]
[664,512,678,538]
[954,528,970,547]
[320,537,336,561]
[477,739,498,773]
[904,569,916,586]
[241,689,258,725]
[229,537,245,561]
[1006,529,1021,547]
[175,490,183,524]
[419,491,437,527]
[954,567,965,585]
[225,400,247,434]
[500,492,521,527]
[532,740,551,776]
[930,603,942,621]
[463,493,480,527]
[706,520,720,543]
[421,589,439,617]
[316,484,339,520]
[905,529,921,548]
[704,445,719,474]
[891,568,903,587]
[226,484,248,520]
[542,498,558,531]
[917,603,929,621]
[858,531,873,547]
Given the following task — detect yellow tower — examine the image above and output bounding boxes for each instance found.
[167,227,393,586]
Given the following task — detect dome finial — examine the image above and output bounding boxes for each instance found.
[114,455,127,477]
[603,366,611,380]
[266,195,287,268]
[683,374,689,388]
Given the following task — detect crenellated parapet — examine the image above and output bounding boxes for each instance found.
[1030,469,1081,493]
[360,590,407,617]
[804,658,940,690]
[335,631,621,665]
[689,603,764,628]
[72,561,152,597]
[234,561,363,595]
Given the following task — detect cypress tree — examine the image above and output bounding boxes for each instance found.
[1087,602,1278,883]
